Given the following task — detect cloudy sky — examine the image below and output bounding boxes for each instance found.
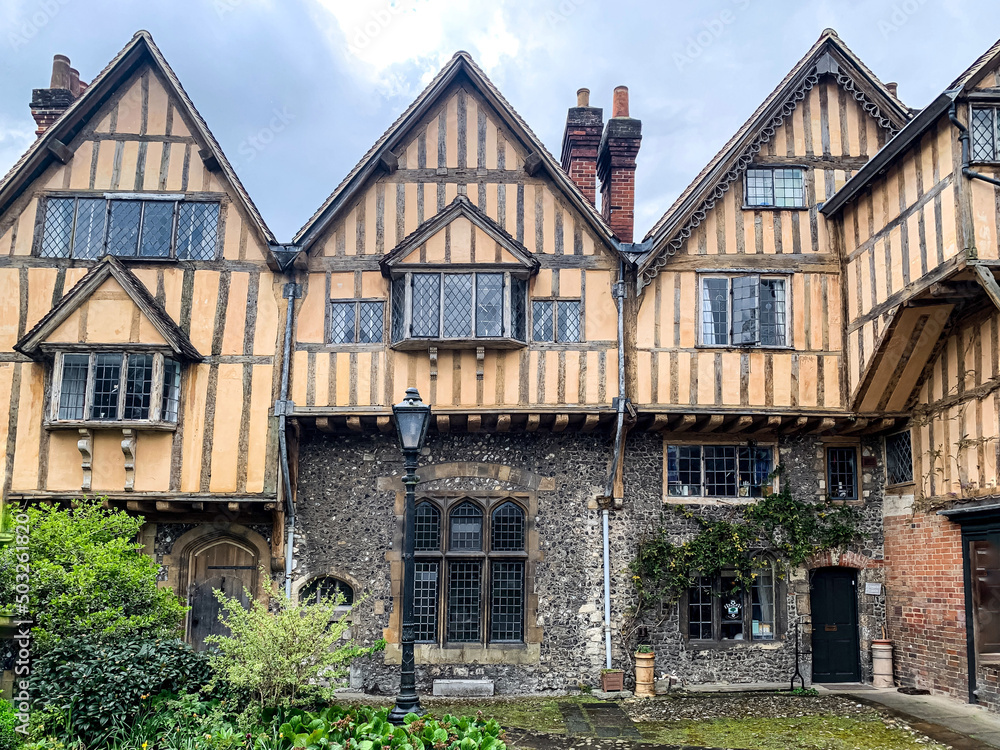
[0,0,996,241]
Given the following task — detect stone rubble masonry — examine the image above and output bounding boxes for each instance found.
[274,429,888,694]
[883,498,984,706]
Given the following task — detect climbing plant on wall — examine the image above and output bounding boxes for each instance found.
[629,467,863,616]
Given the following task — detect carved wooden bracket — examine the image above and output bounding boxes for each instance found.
[77,428,93,491]
[429,347,438,379]
[476,346,485,380]
[121,428,136,491]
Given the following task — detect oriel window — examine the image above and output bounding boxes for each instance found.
[971,107,1000,162]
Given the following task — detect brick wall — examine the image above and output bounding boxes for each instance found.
[884,508,969,701]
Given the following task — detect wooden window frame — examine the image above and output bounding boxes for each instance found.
[969,104,1000,164]
[326,298,386,346]
[389,271,529,350]
[743,166,808,210]
[530,297,583,344]
[412,494,530,648]
[47,348,182,430]
[34,192,223,261]
[664,440,778,500]
[884,430,915,488]
[698,273,792,349]
[680,561,784,646]
[825,444,861,503]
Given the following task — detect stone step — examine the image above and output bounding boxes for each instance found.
[431,679,495,697]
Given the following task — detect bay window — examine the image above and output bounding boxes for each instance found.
[390,272,528,346]
[52,351,181,424]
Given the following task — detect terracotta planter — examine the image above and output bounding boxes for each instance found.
[634,651,655,697]
[601,669,624,692]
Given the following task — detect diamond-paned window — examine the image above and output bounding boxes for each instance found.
[359,302,383,343]
[443,274,473,337]
[556,301,581,343]
[55,352,182,424]
[886,431,914,485]
[39,198,75,258]
[390,272,528,344]
[666,444,774,498]
[826,446,858,501]
[413,496,530,646]
[37,196,221,260]
[329,302,356,344]
[176,202,219,260]
[476,273,503,337]
[328,300,384,344]
[532,301,553,341]
[701,275,788,347]
[972,107,999,162]
[745,167,805,208]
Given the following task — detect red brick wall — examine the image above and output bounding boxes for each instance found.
[884,510,969,701]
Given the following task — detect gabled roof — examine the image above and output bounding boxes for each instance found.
[0,31,275,247]
[293,51,618,254]
[637,29,910,290]
[823,35,1000,217]
[380,194,539,274]
[15,256,202,361]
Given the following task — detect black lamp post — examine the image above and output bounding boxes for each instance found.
[388,387,431,724]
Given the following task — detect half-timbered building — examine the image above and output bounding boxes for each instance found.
[4,27,1000,709]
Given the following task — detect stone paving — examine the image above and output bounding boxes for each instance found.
[820,684,1000,749]
[506,727,740,750]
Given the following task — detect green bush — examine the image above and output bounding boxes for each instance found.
[30,637,211,747]
[277,705,507,750]
[0,498,186,650]
[207,587,385,708]
[0,699,19,750]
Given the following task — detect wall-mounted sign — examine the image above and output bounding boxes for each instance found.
[865,582,883,596]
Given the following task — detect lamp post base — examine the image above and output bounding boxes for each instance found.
[388,695,425,725]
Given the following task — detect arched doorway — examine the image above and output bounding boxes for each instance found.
[810,567,860,682]
[186,538,258,651]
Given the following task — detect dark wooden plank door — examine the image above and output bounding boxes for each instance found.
[187,541,256,651]
[810,567,860,682]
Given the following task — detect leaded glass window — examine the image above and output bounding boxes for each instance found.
[972,107,999,162]
[687,564,780,642]
[666,444,773,498]
[37,196,221,260]
[532,299,581,343]
[299,576,354,606]
[886,431,913,485]
[700,275,787,347]
[826,446,858,501]
[389,272,528,344]
[329,302,356,344]
[745,167,806,208]
[54,352,181,423]
[412,496,528,646]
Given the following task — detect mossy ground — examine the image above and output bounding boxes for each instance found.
[412,696,949,750]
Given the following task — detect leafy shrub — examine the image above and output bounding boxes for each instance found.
[277,705,507,750]
[0,699,19,750]
[0,498,186,650]
[30,637,211,747]
[208,588,385,708]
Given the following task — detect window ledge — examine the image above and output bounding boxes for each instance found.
[384,641,540,666]
[45,420,178,432]
[695,344,793,351]
[741,205,809,212]
[686,639,783,651]
[391,337,527,351]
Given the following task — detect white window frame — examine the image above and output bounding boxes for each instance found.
[699,273,790,348]
[49,350,182,426]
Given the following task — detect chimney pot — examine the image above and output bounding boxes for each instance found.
[69,68,81,97]
[612,86,629,118]
[50,54,71,90]
[577,88,590,107]
[886,81,898,98]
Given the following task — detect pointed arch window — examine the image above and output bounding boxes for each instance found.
[411,496,528,645]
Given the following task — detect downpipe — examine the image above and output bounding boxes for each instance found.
[949,103,1000,189]
[601,260,630,669]
[278,279,299,599]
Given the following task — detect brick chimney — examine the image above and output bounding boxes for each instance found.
[597,86,642,243]
[30,54,87,136]
[560,88,604,205]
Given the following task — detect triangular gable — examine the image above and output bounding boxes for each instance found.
[637,29,911,290]
[380,195,539,274]
[0,30,275,249]
[294,51,618,254]
[15,256,201,360]
[950,36,1000,91]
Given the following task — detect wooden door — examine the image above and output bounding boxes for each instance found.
[810,567,860,682]
[187,540,257,651]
